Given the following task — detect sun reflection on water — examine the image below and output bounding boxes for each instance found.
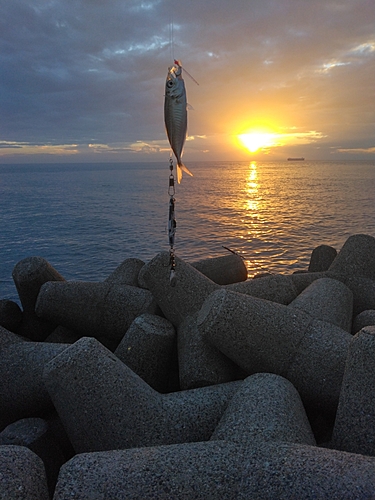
[240,162,270,276]
[246,162,259,211]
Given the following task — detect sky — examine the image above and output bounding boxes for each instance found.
[0,0,374,164]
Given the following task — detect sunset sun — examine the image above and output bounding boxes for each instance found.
[238,132,276,153]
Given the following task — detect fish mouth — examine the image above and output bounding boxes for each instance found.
[168,63,182,79]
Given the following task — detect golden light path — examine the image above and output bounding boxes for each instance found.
[240,161,266,277]
[246,162,259,212]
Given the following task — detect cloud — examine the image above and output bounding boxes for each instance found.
[88,140,170,155]
[0,141,79,157]
[338,147,375,154]
[0,0,374,162]
[0,141,23,149]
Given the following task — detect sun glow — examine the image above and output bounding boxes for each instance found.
[238,132,276,153]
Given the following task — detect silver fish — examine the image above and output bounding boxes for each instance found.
[164,62,193,183]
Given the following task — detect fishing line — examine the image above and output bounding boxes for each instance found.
[167,9,177,285]
[166,9,197,285]
[169,8,175,63]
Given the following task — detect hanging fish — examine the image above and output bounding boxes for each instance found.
[164,61,193,183]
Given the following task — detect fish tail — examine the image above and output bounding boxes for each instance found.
[177,161,193,183]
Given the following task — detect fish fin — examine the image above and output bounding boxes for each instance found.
[177,162,193,183]
[177,165,183,184]
[186,103,194,111]
[181,163,193,177]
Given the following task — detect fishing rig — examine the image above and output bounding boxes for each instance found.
[165,60,198,286]
[165,13,179,286]
[167,156,177,286]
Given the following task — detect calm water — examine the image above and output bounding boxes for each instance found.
[1,160,374,303]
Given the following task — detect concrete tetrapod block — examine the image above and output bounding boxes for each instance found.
[177,313,240,390]
[191,253,247,285]
[114,313,176,392]
[0,325,25,348]
[12,256,65,312]
[140,253,309,390]
[43,337,242,453]
[0,340,69,430]
[53,375,375,499]
[338,275,375,317]
[328,233,375,281]
[104,257,145,287]
[44,325,82,344]
[211,373,316,446]
[0,299,23,333]
[308,244,337,272]
[138,251,220,327]
[288,277,353,332]
[177,270,351,396]
[227,273,299,305]
[53,440,375,500]
[331,326,375,456]
[0,445,49,500]
[36,281,157,341]
[12,256,65,341]
[0,417,66,496]
[140,253,307,328]
[352,309,375,334]
[198,289,352,414]
[289,270,327,295]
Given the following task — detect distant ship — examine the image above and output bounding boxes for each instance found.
[287,157,305,161]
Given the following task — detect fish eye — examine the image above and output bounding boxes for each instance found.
[167,80,174,88]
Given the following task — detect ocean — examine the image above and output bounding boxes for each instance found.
[1,160,374,303]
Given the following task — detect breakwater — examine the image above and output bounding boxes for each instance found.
[1,234,375,498]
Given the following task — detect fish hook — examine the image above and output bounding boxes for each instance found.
[174,60,200,86]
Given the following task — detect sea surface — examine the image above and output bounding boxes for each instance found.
[1,160,374,303]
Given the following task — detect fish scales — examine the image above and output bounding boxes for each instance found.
[164,63,193,183]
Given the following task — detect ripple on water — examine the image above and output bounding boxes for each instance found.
[1,160,374,300]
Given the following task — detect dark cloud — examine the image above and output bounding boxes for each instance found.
[0,0,374,162]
